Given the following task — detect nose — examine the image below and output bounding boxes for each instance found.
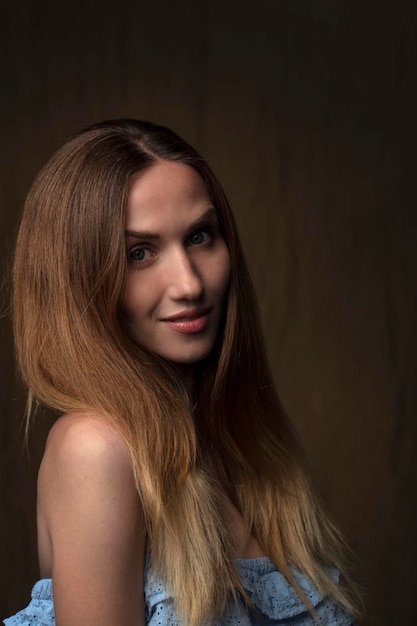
[166,249,203,301]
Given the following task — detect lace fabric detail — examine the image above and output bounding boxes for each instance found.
[3,580,55,626]
[144,557,355,626]
[4,558,355,625]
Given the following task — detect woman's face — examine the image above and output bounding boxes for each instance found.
[124,160,231,367]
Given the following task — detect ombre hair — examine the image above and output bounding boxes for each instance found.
[13,119,359,624]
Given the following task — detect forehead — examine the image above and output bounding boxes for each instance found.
[126,160,213,232]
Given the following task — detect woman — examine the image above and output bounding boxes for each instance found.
[5,119,359,625]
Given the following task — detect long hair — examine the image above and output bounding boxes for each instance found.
[13,119,358,624]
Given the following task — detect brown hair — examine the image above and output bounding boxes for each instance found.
[13,119,358,624]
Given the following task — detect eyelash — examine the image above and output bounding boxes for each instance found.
[188,227,212,246]
[127,228,213,266]
[128,247,153,264]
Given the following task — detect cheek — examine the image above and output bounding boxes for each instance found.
[123,275,150,322]
[213,246,231,296]
[122,288,138,331]
[123,276,138,318]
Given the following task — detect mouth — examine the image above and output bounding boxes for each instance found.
[161,308,211,333]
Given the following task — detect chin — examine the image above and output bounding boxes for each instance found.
[160,341,216,366]
[165,349,213,366]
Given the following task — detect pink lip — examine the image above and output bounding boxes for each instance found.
[161,308,211,334]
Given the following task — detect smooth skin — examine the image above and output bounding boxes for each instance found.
[37,414,146,626]
[124,160,231,367]
[36,161,264,626]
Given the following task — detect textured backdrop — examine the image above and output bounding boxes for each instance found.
[1,1,416,624]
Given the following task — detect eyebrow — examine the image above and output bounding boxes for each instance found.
[125,207,217,239]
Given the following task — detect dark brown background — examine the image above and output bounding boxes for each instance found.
[1,1,416,624]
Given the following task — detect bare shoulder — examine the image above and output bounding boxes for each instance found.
[42,411,130,466]
[38,412,146,625]
[39,411,138,521]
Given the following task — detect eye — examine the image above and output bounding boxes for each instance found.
[128,246,153,264]
[189,229,211,246]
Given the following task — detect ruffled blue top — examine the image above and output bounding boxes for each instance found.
[4,557,355,625]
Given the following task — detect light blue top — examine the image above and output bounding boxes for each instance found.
[4,557,355,625]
